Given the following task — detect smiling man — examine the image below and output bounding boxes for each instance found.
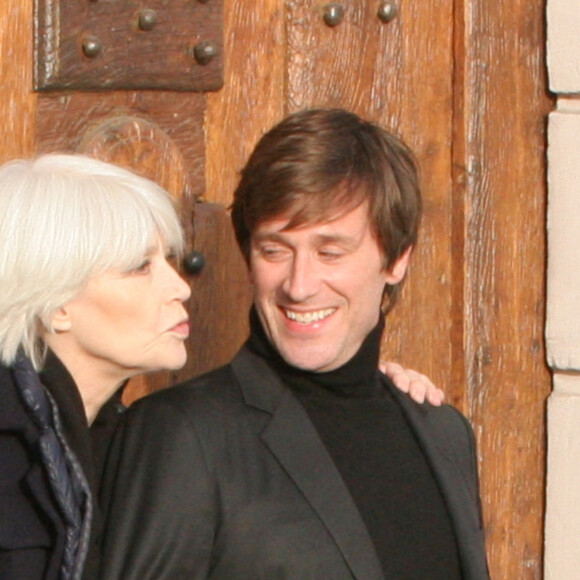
[100,109,489,580]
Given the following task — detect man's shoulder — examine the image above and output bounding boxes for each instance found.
[127,362,242,418]
[118,359,273,451]
[383,376,474,444]
[419,401,474,443]
[175,362,239,392]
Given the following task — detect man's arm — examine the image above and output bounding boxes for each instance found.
[380,361,445,406]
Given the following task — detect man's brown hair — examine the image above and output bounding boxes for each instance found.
[231,108,422,308]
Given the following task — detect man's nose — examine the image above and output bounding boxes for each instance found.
[282,253,321,302]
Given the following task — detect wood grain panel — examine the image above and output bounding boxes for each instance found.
[35,0,223,91]
[205,0,286,207]
[455,0,553,577]
[77,115,189,203]
[0,0,36,162]
[182,202,252,379]
[36,92,207,199]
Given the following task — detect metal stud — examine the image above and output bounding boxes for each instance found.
[82,36,102,58]
[192,41,218,65]
[138,9,158,31]
[323,3,345,27]
[377,1,398,23]
[183,251,206,275]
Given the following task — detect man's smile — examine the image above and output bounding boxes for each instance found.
[283,308,336,324]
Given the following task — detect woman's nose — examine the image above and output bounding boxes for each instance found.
[176,272,191,302]
[167,263,191,302]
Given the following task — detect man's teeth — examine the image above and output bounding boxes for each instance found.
[285,309,335,324]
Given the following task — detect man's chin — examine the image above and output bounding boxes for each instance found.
[277,347,341,373]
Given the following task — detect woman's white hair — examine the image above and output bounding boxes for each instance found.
[0,153,184,370]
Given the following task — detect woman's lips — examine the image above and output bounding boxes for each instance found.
[170,321,190,337]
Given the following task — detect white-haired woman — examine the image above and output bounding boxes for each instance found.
[0,154,191,580]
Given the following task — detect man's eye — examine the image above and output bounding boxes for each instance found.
[260,246,286,259]
[319,250,343,260]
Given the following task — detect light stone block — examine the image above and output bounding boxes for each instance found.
[545,390,580,579]
[546,112,580,371]
[547,0,580,92]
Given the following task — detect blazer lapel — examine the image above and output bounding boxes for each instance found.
[232,347,384,580]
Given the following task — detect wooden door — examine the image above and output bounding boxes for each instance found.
[1,0,552,577]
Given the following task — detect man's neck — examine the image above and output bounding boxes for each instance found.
[246,307,385,395]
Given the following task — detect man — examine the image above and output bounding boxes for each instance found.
[100,109,489,579]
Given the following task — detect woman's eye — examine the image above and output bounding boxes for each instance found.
[132,259,151,274]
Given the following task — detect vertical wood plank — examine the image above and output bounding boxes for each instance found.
[455,0,553,576]
[182,202,252,379]
[0,0,36,162]
[205,0,286,207]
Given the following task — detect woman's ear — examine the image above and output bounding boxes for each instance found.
[49,307,73,332]
[384,246,413,285]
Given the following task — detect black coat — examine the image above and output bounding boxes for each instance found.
[0,353,122,580]
[101,345,490,579]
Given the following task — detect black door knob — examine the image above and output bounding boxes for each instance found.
[183,250,206,275]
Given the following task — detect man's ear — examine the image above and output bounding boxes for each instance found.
[49,307,73,332]
[384,246,413,285]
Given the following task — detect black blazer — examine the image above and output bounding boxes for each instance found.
[0,353,123,580]
[100,346,490,580]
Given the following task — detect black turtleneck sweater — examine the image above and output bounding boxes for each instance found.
[247,310,463,579]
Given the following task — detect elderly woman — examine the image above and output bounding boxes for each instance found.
[0,154,191,580]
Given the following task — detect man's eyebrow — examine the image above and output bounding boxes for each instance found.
[315,232,357,245]
[252,231,287,243]
[252,230,360,249]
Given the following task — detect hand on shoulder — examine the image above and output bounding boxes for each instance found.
[380,361,445,406]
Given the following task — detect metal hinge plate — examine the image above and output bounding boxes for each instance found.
[35,0,223,92]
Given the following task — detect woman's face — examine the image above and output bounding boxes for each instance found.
[51,240,191,386]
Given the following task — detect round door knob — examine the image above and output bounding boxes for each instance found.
[183,250,206,275]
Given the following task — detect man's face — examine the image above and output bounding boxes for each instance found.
[249,202,410,372]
